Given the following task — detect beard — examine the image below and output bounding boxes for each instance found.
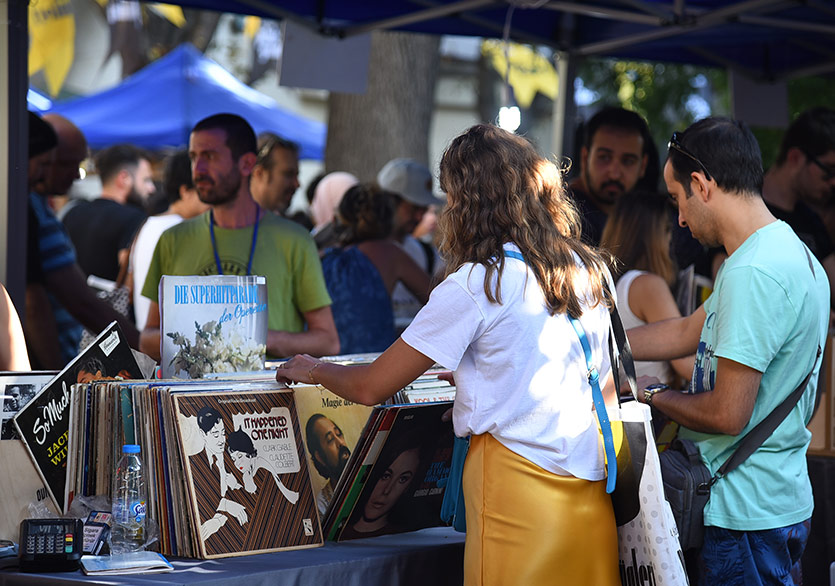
[126,188,146,210]
[329,445,351,481]
[195,166,242,206]
[585,169,625,206]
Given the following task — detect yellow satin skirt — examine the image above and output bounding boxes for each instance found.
[463,433,620,586]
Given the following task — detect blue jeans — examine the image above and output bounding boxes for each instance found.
[697,519,811,586]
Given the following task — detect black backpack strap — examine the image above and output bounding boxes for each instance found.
[711,344,822,486]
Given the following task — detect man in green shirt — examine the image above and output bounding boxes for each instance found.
[139,113,339,360]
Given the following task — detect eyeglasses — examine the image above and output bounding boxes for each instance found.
[804,151,835,181]
[668,132,712,182]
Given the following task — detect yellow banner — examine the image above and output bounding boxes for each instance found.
[29,0,75,97]
[244,16,261,39]
[149,4,186,28]
[483,40,558,109]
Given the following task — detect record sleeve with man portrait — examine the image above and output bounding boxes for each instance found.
[0,379,49,439]
[292,384,374,517]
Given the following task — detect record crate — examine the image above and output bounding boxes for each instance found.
[808,335,835,457]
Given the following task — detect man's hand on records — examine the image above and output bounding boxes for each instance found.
[219,498,248,525]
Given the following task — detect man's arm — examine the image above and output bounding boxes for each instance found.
[627,305,706,363]
[266,305,340,358]
[638,357,761,435]
[44,263,140,349]
[393,245,432,304]
[629,273,696,381]
[140,301,161,360]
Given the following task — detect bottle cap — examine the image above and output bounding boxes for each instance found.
[122,444,141,454]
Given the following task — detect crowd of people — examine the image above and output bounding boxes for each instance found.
[5,103,835,585]
[17,111,445,369]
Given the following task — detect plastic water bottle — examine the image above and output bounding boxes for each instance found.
[111,444,147,554]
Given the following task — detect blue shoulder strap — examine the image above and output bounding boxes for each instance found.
[504,249,617,494]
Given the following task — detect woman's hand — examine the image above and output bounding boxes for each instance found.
[438,371,455,386]
[275,353,324,385]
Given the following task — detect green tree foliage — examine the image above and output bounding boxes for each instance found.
[752,76,835,169]
[577,57,835,172]
[576,57,730,167]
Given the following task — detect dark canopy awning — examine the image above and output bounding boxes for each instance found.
[157,0,835,82]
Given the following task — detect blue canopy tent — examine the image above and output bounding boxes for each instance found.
[46,43,326,160]
[143,0,835,168]
[160,0,835,83]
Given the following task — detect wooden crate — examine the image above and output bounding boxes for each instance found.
[808,336,835,457]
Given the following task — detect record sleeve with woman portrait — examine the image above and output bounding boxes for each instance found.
[226,428,300,505]
[337,409,453,541]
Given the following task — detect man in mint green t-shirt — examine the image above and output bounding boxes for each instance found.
[628,117,829,585]
[139,114,339,361]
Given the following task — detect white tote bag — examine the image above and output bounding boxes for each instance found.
[609,401,689,586]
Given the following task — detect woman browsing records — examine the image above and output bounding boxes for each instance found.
[277,124,620,585]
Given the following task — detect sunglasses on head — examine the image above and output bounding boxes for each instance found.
[668,132,712,182]
[257,139,278,165]
[256,135,297,166]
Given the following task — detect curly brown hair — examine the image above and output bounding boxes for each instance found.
[438,124,611,318]
[335,183,396,246]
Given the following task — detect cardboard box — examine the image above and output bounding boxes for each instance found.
[0,440,59,540]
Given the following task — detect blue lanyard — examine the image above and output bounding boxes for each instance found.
[209,205,261,276]
[503,249,617,494]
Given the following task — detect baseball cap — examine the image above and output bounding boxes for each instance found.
[377,158,442,208]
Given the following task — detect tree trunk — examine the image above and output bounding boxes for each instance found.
[325,31,440,182]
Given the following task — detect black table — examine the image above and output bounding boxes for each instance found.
[0,527,464,586]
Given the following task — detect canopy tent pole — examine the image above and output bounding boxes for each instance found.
[343,0,497,38]
[542,2,664,26]
[576,0,786,56]
[232,0,317,31]
[1,0,29,311]
[551,50,576,162]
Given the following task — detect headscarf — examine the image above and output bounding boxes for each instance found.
[310,172,358,231]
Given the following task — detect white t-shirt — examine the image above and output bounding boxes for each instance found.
[616,270,674,385]
[401,244,613,481]
[130,214,183,330]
